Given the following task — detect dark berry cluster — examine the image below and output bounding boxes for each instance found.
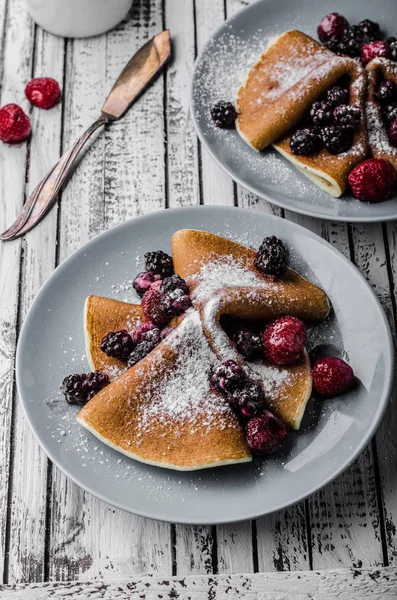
[144,250,174,278]
[373,79,397,147]
[254,236,288,277]
[128,326,162,367]
[141,275,191,324]
[100,321,167,369]
[211,360,265,418]
[61,371,109,405]
[100,329,134,362]
[210,100,238,128]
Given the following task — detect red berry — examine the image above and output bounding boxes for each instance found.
[0,104,31,144]
[141,280,169,325]
[261,316,306,365]
[312,356,354,398]
[348,158,396,203]
[25,77,61,110]
[388,118,397,147]
[317,13,348,43]
[245,410,288,456]
[360,40,389,65]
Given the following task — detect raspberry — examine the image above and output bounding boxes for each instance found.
[320,124,353,154]
[144,251,174,278]
[0,104,31,144]
[230,381,265,418]
[132,271,161,297]
[130,321,157,344]
[245,411,288,456]
[25,77,61,109]
[326,85,349,108]
[289,128,322,156]
[310,100,334,126]
[317,13,348,43]
[211,360,246,394]
[254,236,288,277]
[261,316,306,366]
[232,326,261,360]
[100,330,134,362]
[312,356,354,398]
[348,158,396,202]
[127,327,162,367]
[210,101,238,128]
[333,104,361,128]
[388,119,397,147]
[375,81,395,104]
[382,103,397,124]
[61,371,109,405]
[361,40,389,65]
[141,280,169,324]
[357,19,381,42]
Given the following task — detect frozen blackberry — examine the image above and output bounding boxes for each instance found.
[375,81,395,104]
[232,327,262,360]
[130,321,157,344]
[289,128,322,156]
[310,100,334,126]
[211,360,246,394]
[382,103,397,124]
[333,104,361,128]
[61,371,109,405]
[326,85,349,107]
[160,274,190,295]
[160,287,191,318]
[210,101,238,128]
[100,330,135,362]
[321,124,353,154]
[144,250,174,278]
[357,19,380,42]
[254,236,288,277]
[389,41,397,62]
[127,327,162,367]
[230,381,265,418]
[133,271,161,297]
[337,26,364,56]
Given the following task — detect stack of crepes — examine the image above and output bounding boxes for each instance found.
[78,230,330,471]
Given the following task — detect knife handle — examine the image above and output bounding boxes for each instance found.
[0,114,109,241]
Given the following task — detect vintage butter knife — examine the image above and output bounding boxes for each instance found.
[0,30,171,241]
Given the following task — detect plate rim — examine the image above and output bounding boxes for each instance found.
[16,205,395,524]
[190,0,397,224]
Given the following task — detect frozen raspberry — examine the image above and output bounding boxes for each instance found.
[321,124,353,154]
[382,103,397,124]
[312,356,354,398]
[389,41,397,62]
[254,236,288,277]
[317,13,348,43]
[375,81,395,104]
[25,77,61,109]
[261,316,306,366]
[127,327,162,367]
[130,321,157,344]
[333,104,361,128]
[388,118,397,147]
[348,158,396,203]
[61,371,109,405]
[326,85,349,108]
[211,360,246,394]
[245,411,288,456]
[230,381,264,418]
[100,330,134,362]
[0,104,31,144]
[160,274,190,295]
[361,41,389,65]
[132,271,161,297]
[232,326,261,360]
[141,280,169,324]
[289,128,322,156]
[310,100,334,126]
[144,250,174,278]
[211,101,238,128]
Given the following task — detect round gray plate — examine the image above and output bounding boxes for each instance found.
[17,207,393,524]
[191,0,397,222]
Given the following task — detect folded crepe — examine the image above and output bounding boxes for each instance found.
[366,57,397,168]
[236,30,368,197]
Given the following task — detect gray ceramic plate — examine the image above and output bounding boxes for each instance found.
[17,207,393,524]
[191,0,397,222]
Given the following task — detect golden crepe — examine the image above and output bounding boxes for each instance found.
[366,57,397,168]
[236,30,368,197]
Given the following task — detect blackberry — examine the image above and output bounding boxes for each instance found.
[389,41,397,62]
[333,104,361,128]
[338,26,364,56]
[144,250,174,278]
[310,100,334,126]
[321,124,353,154]
[130,322,157,344]
[133,271,161,297]
[160,287,191,318]
[254,236,288,277]
[388,118,397,147]
[325,38,340,53]
[326,85,349,107]
[61,371,109,405]
[232,327,261,360]
[375,81,395,104]
[210,101,238,128]
[211,360,246,394]
[382,103,397,124]
[230,381,265,418]
[289,128,322,156]
[127,327,162,367]
[357,19,380,42]
[387,37,397,45]
[100,330,135,362]
[160,274,190,295]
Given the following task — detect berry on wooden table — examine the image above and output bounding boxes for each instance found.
[25,77,61,109]
[0,104,31,144]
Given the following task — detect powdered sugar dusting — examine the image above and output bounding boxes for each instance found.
[250,359,291,398]
[366,101,397,156]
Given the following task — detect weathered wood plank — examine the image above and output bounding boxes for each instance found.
[0,0,35,583]
[1,566,397,599]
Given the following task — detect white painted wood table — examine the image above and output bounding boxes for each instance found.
[0,0,397,597]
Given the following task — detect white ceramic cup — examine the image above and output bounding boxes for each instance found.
[27,0,133,38]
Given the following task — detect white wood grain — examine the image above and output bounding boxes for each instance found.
[1,566,396,599]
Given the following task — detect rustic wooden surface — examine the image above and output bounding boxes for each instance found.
[0,0,396,595]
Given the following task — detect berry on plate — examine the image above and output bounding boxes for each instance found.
[326,85,349,108]
[312,355,354,398]
[317,13,349,43]
[348,158,396,203]
[333,104,361,128]
[261,316,306,366]
[232,326,262,360]
[231,381,264,418]
[211,360,246,394]
[388,118,397,147]
[211,101,238,128]
[320,124,353,154]
[144,250,174,278]
[361,40,389,65]
[245,410,288,456]
[289,128,322,156]
[132,271,161,297]
[61,371,109,405]
[0,104,31,144]
[375,81,395,104]
[25,77,61,109]
[254,235,288,277]
[100,330,134,362]
[127,327,162,367]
